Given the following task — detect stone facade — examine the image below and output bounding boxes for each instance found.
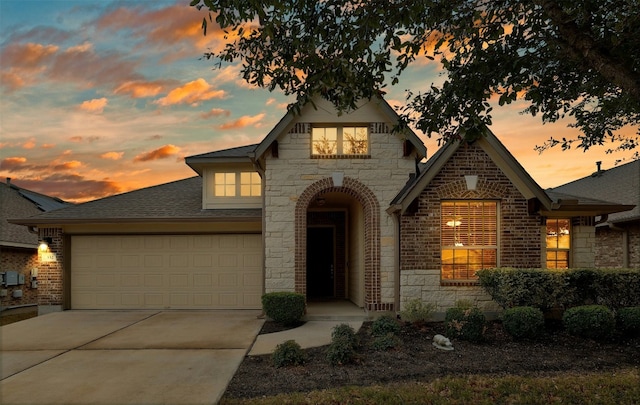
[263,114,419,311]
[398,143,542,315]
[595,223,640,268]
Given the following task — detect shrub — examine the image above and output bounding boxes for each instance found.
[371,315,400,337]
[616,307,640,336]
[327,323,358,366]
[399,298,435,324]
[502,306,545,340]
[445,305,486,342]
[563,305,615,340]
[371,332,401,351]
[261,292,305,325]
[272,340,306,368]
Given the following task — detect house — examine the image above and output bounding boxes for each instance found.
[1,179,71,311]
[548,160,640,269]
[11,97,634,316]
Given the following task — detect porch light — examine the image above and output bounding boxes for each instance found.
[39,237,52,252]
[465,175,478,191]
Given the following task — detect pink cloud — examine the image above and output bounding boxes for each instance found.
[22,139,36,149]
[0,42,59,69]
[52,160,83,171]
[79,97,108,113]
[201,108,231,119]
[217,114,266,130]
[9,175,122,203]
[154,78,226,106]
[101,151,124,160]
[69,136,101,143]
[0,71,27,92]
[134,144,181,162]
[0,157,28,171]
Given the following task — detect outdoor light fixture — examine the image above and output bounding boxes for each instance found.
[465,175,478,191]
[39,237,52,252]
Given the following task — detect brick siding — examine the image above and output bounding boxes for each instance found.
[0,247,38,307]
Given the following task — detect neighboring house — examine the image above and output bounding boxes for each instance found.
[11,97,634,316]
[1,179,71,310]
[548,160,640,269]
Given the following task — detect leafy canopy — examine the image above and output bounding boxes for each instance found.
[192,0,640,154]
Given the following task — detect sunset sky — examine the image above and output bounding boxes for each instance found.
[1,1,637,203]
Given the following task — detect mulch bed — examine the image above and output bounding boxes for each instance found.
[223,320,640,400]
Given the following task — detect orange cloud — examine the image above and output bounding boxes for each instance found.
[101,151,124,160]
[0,71,27,92]
[154,78,226,106]
[0,157,27,170]
[201,108,231,119]
[0,42,59,69]
[217,114,266,130]
[114,80,170,98]
[9,175,122,203]
[42,144,56,149]
[79,97,108,113]
[69,136,101,143]
[22,139,36,149]
[52,160,83,171]
[134,144,181,162]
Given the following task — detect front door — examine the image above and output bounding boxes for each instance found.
[306,227,335,299]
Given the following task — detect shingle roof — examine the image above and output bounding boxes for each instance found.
[549,160,639,223]
[1,181,71,247]
[10,177,262,226]
[187,144,258,159]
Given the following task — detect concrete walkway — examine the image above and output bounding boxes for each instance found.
[0,310,263,405]
[250,301,369,355]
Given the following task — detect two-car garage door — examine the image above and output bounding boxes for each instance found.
[71,234,262,309]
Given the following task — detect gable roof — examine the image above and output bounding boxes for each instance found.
[389,127,553,214]
[1,180,71,248]
[252,95,426,159]
[548,160,639,223]
[10,177,261,226]
[186,144,258,175]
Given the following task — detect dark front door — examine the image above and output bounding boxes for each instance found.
[307,227,335,299]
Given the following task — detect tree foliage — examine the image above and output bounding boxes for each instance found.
[191,0,640,153]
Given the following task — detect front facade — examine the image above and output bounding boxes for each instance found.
[12,96,634,315]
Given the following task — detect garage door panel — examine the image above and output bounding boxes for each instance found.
[71,234,262,309]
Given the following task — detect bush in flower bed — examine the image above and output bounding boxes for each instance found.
[445,303,486,343]
[563,305,615,340]
[502,306,545,340]
[261,292,305,325]
[272,340,306,368]
[616,307,640,336]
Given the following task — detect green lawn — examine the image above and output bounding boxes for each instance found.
[220,368,640,405]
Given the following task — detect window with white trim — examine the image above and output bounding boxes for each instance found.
[214,172,261,197]
[441,201,498,281]
[311,126,369,156]
[546,218,570,269]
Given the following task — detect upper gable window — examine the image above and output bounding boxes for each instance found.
[214,172,261,197]
[312,126,369,157]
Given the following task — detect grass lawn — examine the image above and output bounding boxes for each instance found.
[220,368,640,404]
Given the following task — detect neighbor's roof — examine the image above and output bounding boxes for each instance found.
[548,160,639,223]
[10,177,261,226]
[1,181,71,248]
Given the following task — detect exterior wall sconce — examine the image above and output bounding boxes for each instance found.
[465,175,478,191]
[332,172,344,187]
[39,237,52,252]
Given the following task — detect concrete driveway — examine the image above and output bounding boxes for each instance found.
[0,310,263,405]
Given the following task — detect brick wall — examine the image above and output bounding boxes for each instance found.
[399,143,542,314]
[595,222,640,268]
[37,228,64,312]
[0,247,38,307]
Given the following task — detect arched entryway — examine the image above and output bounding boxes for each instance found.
[295,177,383,310]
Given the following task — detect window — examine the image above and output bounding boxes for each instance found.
[214,172,236,196]
[240,172,261,196]
[312,126,368,156]
[214,172,261,197]
[546,218,570,268]
[441,201,498,281]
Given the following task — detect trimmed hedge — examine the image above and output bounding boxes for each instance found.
[477,268,640,310]
[445,305,486,342]
[261,292,305,325]
[371,315,400,337]
[616,307,640,336]
[272,340,306,368]
[502,306,545,340]
[563,305,615,340]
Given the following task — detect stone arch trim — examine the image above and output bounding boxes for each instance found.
[295,177,382,310]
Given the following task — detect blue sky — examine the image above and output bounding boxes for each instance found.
[1,0,636,202]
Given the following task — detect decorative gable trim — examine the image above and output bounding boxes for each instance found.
[434,179,509,199]
[288,123,310,134]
